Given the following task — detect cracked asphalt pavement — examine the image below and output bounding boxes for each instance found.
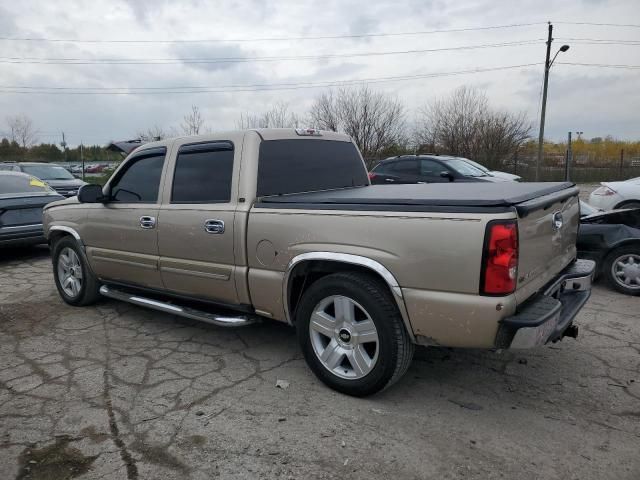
[0,246,639,480]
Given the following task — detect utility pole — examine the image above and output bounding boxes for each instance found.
[619,148,624,179]
[60,132,67,164]
[80,141,85,181]
[536,23,553,182]
[565,131,572,181]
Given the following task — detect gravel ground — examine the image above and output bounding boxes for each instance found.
[0,245,638,480]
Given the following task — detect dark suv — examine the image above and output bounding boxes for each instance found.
[368,155,504,185]
[0,162,86,197]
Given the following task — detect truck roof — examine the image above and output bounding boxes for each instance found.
[136,128,352,151]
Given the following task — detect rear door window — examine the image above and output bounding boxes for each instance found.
[109,148,166,203]
[391,159,419,175]
[171,142,234,203]
[257,140,368,197]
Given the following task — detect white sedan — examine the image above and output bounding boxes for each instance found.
[589,177,640,211]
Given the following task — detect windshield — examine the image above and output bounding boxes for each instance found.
[460,158,491,174]
[21,165,75,180]
[0,174,56,196]
[444,159,489,177]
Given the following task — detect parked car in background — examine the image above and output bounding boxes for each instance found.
[368,155,506,184]
[578,200,640,295]
[459,158,522,182]
[589,177,640,211]
[84,164,105,174]
[44,128,594,396]
[0,171,64,247]
[0,162,86,197]
[69,165,83,175]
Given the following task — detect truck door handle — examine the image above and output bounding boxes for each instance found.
[139,216,156,229]
[204,219,225,234]
[385,178,395,182]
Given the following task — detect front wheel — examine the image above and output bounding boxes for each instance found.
[52,236,102,306]
[604,246,640,296]
[296,272,414,396]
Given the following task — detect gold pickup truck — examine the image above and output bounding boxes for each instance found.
[43,128,595,396]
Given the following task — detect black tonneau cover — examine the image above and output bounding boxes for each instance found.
[257,182,577,214]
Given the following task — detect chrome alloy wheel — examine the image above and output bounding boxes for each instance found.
[57,247,83,298]
[309,295,379,380]
[611,253,640,290]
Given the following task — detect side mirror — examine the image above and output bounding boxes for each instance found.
[440,171,454,181]
[78,184,105,203]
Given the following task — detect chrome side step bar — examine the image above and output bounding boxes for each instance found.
[99,285,256,327]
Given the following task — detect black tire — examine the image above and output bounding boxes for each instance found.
[603,245,640,296]
[295,272,414,397]
[52,236,102,306]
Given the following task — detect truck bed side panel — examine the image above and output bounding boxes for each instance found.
[246,208,514,323]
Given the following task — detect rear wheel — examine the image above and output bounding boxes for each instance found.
[604,246,640,296]
[52,236,101,306]
[296,272,414,396]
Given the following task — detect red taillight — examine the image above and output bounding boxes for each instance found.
[481,221,518,295]
[368,172,377,180]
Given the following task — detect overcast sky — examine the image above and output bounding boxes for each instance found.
[0,0,638,147]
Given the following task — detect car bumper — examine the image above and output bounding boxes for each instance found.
[496,259,596,349]
[588,192,622,211]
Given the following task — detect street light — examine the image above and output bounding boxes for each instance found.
[550,44,570,68]
[535,23,570,181]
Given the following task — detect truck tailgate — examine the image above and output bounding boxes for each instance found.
[514,187,580,303]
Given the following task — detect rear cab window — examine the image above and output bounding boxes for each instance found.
[0,174,56,197]
[257,140,368,197]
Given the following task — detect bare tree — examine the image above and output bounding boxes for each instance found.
[6,114,38,148]
[309,86,405,165]
[136,125,171,142]
[236,102,300,129]
[181,105,205,136]
[415,86,531,168]
[308,91,340,132]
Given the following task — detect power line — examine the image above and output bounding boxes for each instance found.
[0,63,542,95]
[558,62,640,69]
[0,22,545,44]
[555,21,640,28]
[2,62,634,96]
[557,37,640,43]
[556,37,640,45]
[0,40,543,65]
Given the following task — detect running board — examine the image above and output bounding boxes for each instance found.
[99,285,256,327]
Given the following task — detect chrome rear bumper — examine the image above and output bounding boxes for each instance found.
[496,259,595,349]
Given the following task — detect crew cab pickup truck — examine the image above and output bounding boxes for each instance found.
[43,128,595,396]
